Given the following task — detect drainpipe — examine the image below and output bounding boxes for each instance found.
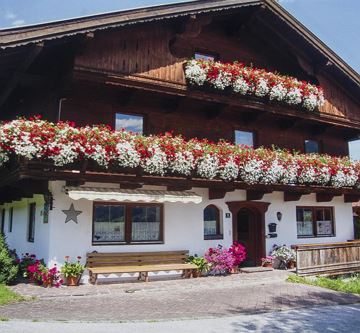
[57,98,67,122]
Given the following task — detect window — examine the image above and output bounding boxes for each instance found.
[93,203,163,244]
[115,113,143,134]
[304,140,319,153]
[194,52,216,61]
[296,207,334,238]
[204,205,223,240]
[1,209,5,235]
[28,203,36,242]
[8,207,13,233]
[235,130,254,147]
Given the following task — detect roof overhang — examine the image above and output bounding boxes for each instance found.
[65,186,203,204]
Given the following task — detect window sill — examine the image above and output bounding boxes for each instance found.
[204,235,224,240]
[297,235,335,239]
[92,241,164,246]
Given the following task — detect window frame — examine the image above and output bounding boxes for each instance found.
[234,129,256,148]
[1,208,5,235]
[92,202,164,245]
[114,112,146,135]
[28,203,36,243]
[8,207,13,233]
[203,204,223,240]
[304,139,321,154]
[296,206,335,238]
[194,50,219,61]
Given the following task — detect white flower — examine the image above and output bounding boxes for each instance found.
[209,71,232,90]
[286,88,302,105]
[170,151,194,176]
[0,149,9,167]
[254,78,269,97]
[185,60,207,86]
[218,157,239,181]
[197,154,219,179]
[141,144,168,175]
[116,141,141,168]
[261,160,286,184]
[303,94,318,111]
[232,77,249,95]
[269,84,287,101]
[239,159,264,184]
[331,169,357,188]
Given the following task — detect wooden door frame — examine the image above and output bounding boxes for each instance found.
[226,201,270,266]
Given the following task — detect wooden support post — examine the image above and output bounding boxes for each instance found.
[246,190,271,201]
[316,193,335,202]
[209,188,228,200]
[344,194,360,203]
[284,191,304,202]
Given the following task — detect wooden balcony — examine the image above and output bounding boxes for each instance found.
[1,159,360,204]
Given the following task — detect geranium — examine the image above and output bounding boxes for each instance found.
[185,59,325,111]
[27,261,63,287]
[205,242,246,274]
[205,245,235,273]
[1,118,360,191]
[228,242,247,267]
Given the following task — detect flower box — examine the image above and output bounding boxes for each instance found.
[1,118,359,190]
[184,59,324,112]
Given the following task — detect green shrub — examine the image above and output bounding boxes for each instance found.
[0,233,18,285]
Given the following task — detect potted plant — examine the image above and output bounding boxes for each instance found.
[27,261,63,287]
[228,242,247,273]
[186,255,209,277]
[261,256,274,268]
[61,256,85,286]
[271,245,296,269]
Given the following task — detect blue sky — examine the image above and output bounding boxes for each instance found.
[0,0,359,157]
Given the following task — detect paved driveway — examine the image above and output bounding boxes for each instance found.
[2,304,360,333]
[1,270,359,321]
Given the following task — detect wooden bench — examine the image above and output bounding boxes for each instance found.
[86,250,198,284]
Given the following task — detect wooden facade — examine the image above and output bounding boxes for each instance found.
[294,241,360,276]
[0,0,360,197]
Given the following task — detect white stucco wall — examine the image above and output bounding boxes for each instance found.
[47,181,354,269]
[0,195,50,262]
[2,180,354,283]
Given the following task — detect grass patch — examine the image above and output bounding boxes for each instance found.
[0,284,25,305]
[287,274,360,295]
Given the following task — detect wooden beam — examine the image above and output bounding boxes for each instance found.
[344,194,360,203]
[316,193,335,202]
[120,182,143,189]
[209,188,228,200]
[0,43,44,108]
[74,69,360,130]
[247,190,272,201]
[284,191,304,202]
[167,184,192,191]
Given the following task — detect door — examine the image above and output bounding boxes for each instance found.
[237,208,257,266]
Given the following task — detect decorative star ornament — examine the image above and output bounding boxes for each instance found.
[62,204,82,224]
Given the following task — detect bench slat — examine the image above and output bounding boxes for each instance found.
[89,263,198,274]
[86,250,197,283]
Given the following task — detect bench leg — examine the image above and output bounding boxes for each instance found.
[138,272,142,281]
[89,271,97,285]
[144,272,149,282]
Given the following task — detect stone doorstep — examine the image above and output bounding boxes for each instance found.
[240,267,274,273]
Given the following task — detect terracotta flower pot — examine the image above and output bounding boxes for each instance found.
[192,270,201,278]
[229,267,239,274]
[42,278,53,288]
[287,261,296,269]
[66,276,80,286]
[262,263,273,268]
